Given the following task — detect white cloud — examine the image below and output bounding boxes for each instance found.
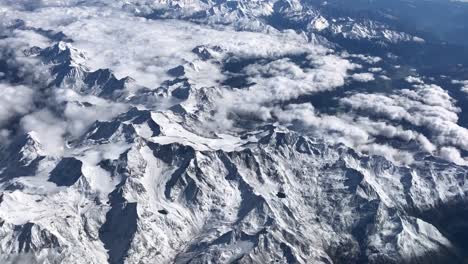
[340,83,468,152]
[0,83,34,126]
[3,6,320,88]
[452,80,468,95]
[358,143,414,165]
[272,104,418,164]
[2,1,357,128]
[417,134,437,153]
[351,72,374,82]
[345,53,382,64]
[20,109,66,156]
[353,117,416,142]
[274,103,369,146]
[1,0,464,169]
[213,53,358,124]
[244,55,357,99]
[57,89,130,137]
[405,76,424,84]
[439,147,468,166]
[0,129,11,144]
[368,67,382,73]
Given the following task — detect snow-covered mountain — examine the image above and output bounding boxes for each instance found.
[130,0,423,44]
[0,0,468,264]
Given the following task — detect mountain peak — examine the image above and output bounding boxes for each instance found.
[39,41,87,66]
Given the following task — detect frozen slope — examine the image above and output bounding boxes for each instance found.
[1,118,467,263]
[0,1,467,264]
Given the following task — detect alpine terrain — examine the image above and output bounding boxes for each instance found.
[0,0,468,263]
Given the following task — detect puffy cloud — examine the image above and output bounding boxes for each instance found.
[0,35,50,85]
[244,55,357,99]
[353,117,416,142]
[0,83,34,127]
[2,0,355,127]
[407,84,455,108]
[340,83,468,152]
[358,143,414,165]
[344,53,382,64]
[463,86,468,94]
[368,67,382,73]
[214,53,358,123]
[417,134,437,153]
[4,6,317,88]
[2,0,464,168]
[439,147,468,166]
[273,103,420,164]
[272,103,423,165]
[57,89,130,137]
[274,103,369,146]
[0,129,11,143]
[351,72,374,82]
[405,76,424,84]
[20,109,66,155]
[452,80,468,95]
[342,85,459,123]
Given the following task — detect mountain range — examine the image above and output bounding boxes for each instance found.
[0,0,468,263]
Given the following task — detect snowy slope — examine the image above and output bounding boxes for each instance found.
[0,1,467,264]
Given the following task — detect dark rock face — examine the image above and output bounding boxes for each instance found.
[171,86,190,100]
[158,209,168,215]
[99,180,138,264]
[146,142,197,201]
[14,222,60,253]
[84,69,129,98]
[48,157,83,187]
[192,46,213,60]
[167,65,186,77]
[415,201,468,262]
[276,191,286,198]
[83,108,161,143]
[31,42,131,100]
[86,121,130,141]
[0,134,45,181]
[17,223,35,253]
[191,45,222,61]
